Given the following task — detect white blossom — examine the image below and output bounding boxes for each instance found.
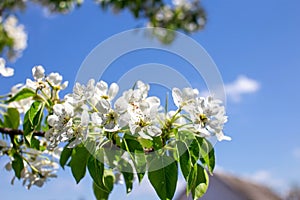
[67,110,89,148]
[5,148,59,189]
[0,57,14,77]
[172,0,187,6]
[32,65,45,81]
[46,72,68,90]
[2,15,27,58]
[129,97,162,139]
[115,81,162,139]
[46,102,75,148]
[26,66,50,95]
[172,87,199,109]
[92,81,119,114]
[72,79,95,103]
[20,158,58,189]
[188,96,231,141]
[158,110,186,126]
[48,103,74,130]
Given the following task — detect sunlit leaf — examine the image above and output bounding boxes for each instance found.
[5,88,35,103]
[4,107,20,129]
[187,163,209,200]
[196,137,215,173]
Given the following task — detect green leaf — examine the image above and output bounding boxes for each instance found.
[5,88,36,103]
[4,107,20,129]
[148,155,178,200]
[0,118,4,127]
[70,145,89,183]
[103,143,122,168]
[121,138,146,183]
[87,152,106,191]
[196,137,215,173]
[23,111,32,143]
[176,141,191,180]
[12,153,24,179]
[30,101,44,126]
[187,164,209,200]
[134,152,146,183]
[92,169,114,200]
[60,146,73,169]
[30,137,40,150]
[189,139,200,164]
[152,136,163,150]
[93,182,110,200]
[102,170,114,193]
[119,158,134,193]
[137,137,153,149]
[23,101,45,145]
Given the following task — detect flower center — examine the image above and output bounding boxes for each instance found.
[136,118,149,127]
[199,114,208,127]
[101,95,109,99]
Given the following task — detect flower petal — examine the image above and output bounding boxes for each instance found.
[172,88,182,108]
[108,83,119,100]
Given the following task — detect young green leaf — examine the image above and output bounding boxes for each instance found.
[4,107,20,129]
[23,101,45,145]
[29,101,44,126]
[196,137,215,173]
[189,139,200,164]
[5,88,36,103]
[137,137,153,149]
[70,145,89,183]
[12,153,24,179]
[148,155,178,200]
[102,170,114,193]
[187,163,209,200]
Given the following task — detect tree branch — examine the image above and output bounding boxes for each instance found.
[0,127,45,137]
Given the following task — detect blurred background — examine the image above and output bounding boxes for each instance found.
[0,0,300,199]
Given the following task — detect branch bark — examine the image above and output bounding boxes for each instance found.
[0,127,45,137]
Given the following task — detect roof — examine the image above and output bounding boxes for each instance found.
[176,172,282,200]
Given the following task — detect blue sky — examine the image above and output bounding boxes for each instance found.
[1,0,300,199]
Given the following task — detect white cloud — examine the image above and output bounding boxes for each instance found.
[243,170,287,195]
[225,75,260,102]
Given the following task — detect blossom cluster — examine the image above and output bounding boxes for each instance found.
[0,15,27,60]
[1,65,230,198]
[8,65,68,114]
[5,147,60,189]
[46,78,230,150]
[148,0,205,35]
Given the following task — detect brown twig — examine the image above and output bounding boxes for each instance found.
[0,127,45,137]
